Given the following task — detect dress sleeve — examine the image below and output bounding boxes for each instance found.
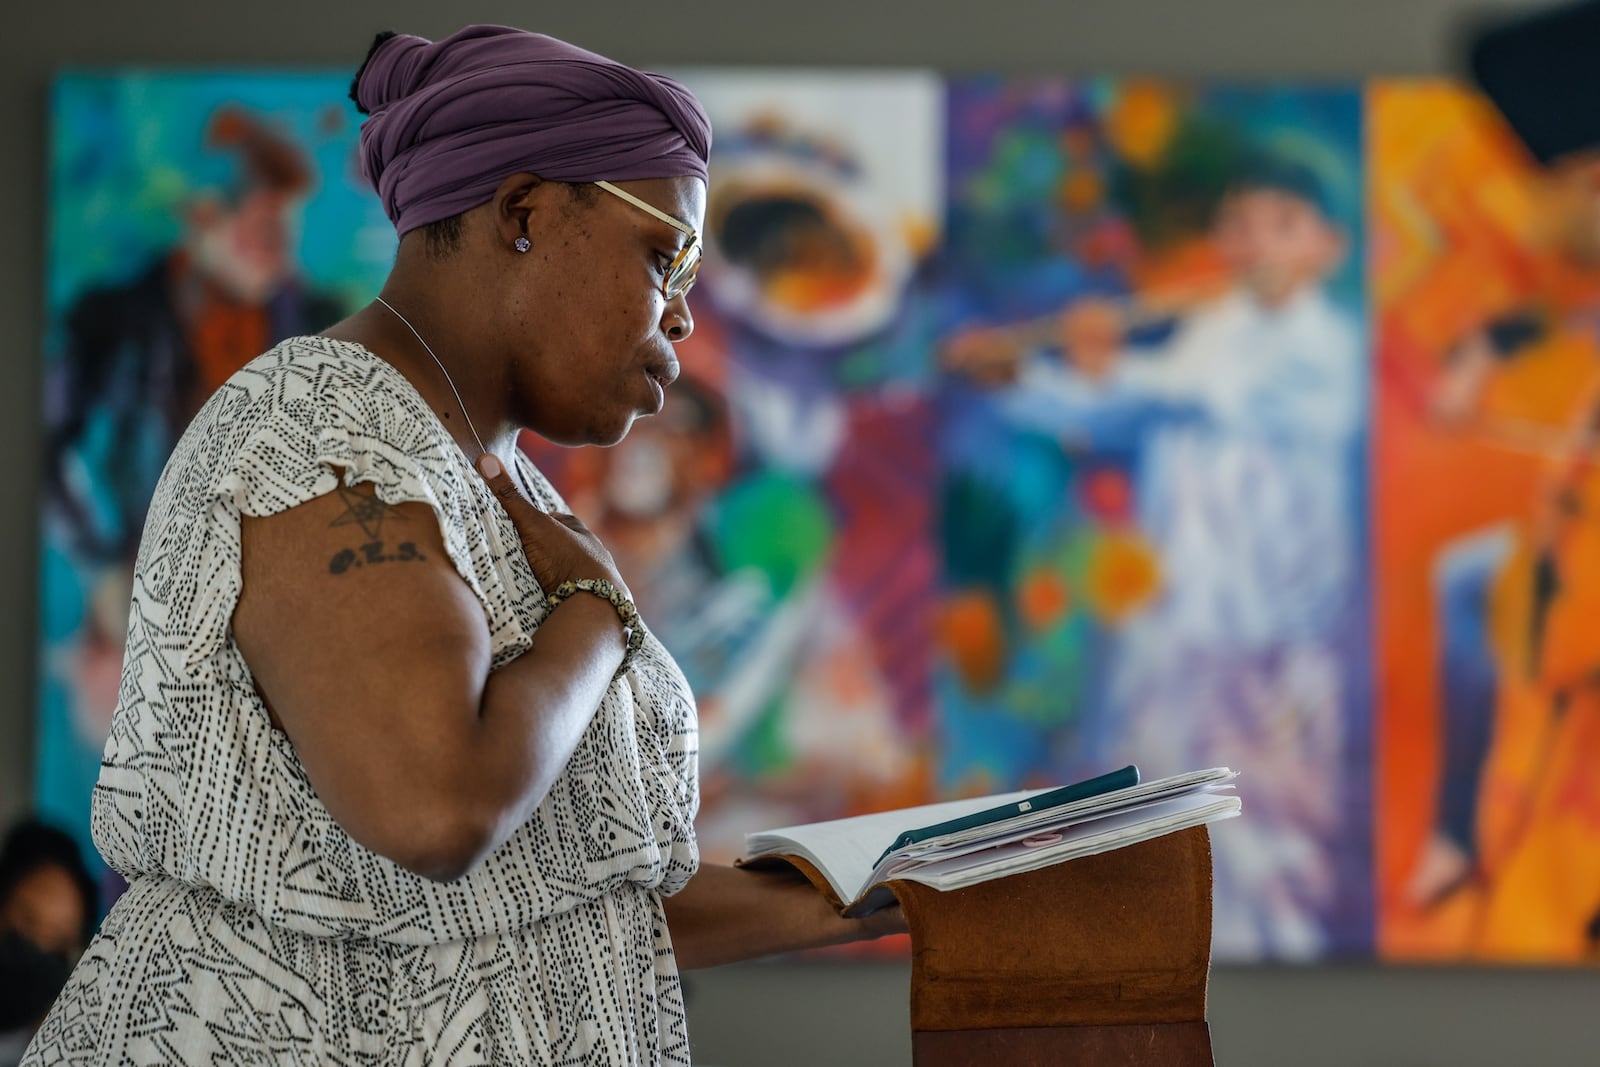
[178,358,505,668]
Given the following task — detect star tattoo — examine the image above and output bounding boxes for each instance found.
[329,485,407,540]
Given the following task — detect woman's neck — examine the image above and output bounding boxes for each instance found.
[324,286,518,462]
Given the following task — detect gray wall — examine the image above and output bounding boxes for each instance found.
[4,1,1597,1064]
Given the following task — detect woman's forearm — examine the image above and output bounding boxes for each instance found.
[442,594,628,876]
[662,862,906,969]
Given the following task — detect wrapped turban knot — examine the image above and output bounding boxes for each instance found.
[354,25,712,235]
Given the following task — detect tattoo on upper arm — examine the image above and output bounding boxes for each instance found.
[330,484,407,539]
[329,540,427,575]
[327,488,426,576]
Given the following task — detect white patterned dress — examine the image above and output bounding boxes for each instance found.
[24,337,701,1065]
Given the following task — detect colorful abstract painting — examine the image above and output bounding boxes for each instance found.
[938,80,1371,960]
[44,68,1600,967]
[38,72,392,891]
[1372,81,1600,963]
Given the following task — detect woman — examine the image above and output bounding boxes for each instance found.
[26,26,901,1064]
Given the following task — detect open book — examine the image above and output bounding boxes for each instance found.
[740,766,1241,916]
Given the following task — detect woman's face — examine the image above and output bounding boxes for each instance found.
[497,176,705,448]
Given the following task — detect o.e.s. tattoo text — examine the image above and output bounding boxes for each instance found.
[328,540,427,575]
[326,486,425,576]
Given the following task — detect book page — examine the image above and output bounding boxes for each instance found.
[877,782,1238,881]
[893,767,1237,857]
[886,792,1242,891]
[743,790,1035,903]
[870,785,1233,882]
[743,767,1239,906]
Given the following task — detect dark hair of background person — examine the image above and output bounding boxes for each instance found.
[0,819,98,948]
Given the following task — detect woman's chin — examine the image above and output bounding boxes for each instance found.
[588,412,639,449]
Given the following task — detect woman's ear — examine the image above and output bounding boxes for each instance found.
[490,172,546,251]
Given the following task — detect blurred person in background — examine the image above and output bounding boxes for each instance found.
[0,820,97,1066]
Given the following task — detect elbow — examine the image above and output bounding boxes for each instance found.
[363,802,500,884]
[398,831,490,884]
[332,754,565,883]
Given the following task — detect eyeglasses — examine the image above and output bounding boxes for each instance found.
[594,180,702,301]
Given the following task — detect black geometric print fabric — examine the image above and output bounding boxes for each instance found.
[25,337,699,1064]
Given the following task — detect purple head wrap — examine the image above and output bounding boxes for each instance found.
[353,25,712,235]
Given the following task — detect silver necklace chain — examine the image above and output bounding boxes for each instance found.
[374,295,489,457]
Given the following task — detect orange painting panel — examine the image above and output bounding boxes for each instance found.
[1371,81,1600,961]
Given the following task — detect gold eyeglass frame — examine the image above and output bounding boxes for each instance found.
[594,180,701,301]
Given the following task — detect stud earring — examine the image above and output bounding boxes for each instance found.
[513,236,531,254]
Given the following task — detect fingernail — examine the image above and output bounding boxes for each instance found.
[477,453,503,478]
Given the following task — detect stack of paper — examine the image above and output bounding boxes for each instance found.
[742,766,1240,915]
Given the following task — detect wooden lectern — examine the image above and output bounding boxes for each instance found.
[887,825,1216,1066]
